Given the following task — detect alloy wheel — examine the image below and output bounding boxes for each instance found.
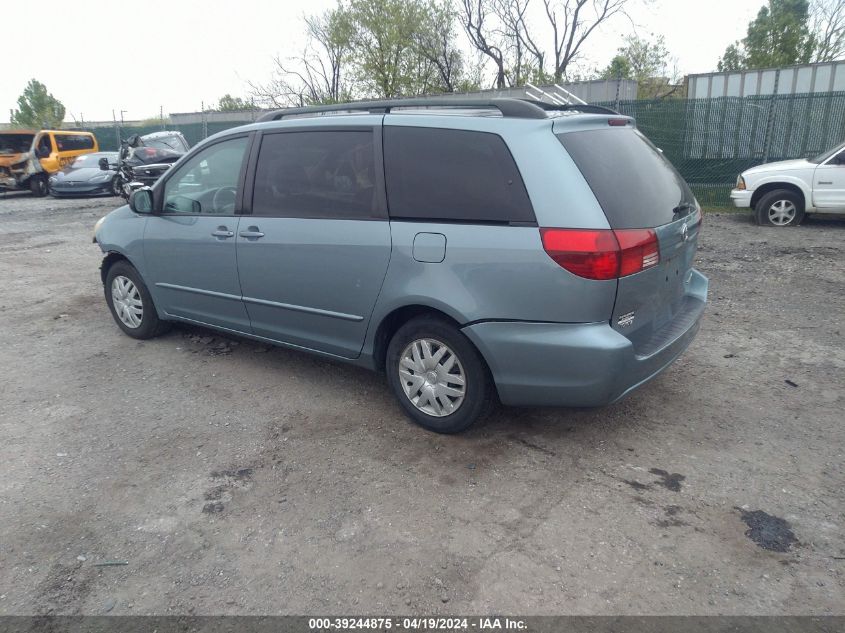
[767,200,797,225]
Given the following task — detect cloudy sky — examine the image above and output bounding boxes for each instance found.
[2,0,764,123]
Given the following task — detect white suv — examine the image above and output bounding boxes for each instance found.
[730,141,845,226]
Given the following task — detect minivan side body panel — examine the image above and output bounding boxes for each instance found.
[235,118,392,359]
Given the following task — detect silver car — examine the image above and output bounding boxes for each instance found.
[94,98,708,433]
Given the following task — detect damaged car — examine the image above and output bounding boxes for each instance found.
[0,130,98,196]
[49,152,120,197]
[105,131,190,198]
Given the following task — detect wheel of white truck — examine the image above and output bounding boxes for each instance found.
[755,189,804,227]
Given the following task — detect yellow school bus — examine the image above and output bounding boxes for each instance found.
[0,129,99,196]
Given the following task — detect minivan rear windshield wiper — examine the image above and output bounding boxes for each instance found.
[672,203,696,219]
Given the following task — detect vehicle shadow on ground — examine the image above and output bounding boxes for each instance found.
[164,321,651,452]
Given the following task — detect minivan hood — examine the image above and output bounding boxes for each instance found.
[744,159,814,175]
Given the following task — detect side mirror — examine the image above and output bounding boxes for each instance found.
[98,157,110,171]
[129,187,154,214]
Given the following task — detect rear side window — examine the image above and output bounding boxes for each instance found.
[252,131,377,219]
[54,134,95,152]
[384,127,534,223]
[557,128,695,229]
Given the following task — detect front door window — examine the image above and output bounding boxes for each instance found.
[163,137,248,215]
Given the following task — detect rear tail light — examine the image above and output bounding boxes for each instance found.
[540,228,660,280]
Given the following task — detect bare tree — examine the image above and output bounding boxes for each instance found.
[460,0,633,87]
[506,0,547,78]
[459,0,510,87]
[249,8,353,107]
[542,0,632,81]
[415,1,467,92]
[494,0,547,83]
[811,0,845,62]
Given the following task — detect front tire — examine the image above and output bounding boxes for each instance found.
[29,174,48,197]
[386,316,493,434]
[755,189,804,227]
[110,176,122,197]
[104,260,171,339]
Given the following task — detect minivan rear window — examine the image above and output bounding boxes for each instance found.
[384,127,535,224]
[557,128,695,229]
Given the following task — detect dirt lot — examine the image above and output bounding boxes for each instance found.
[0,192,843,616]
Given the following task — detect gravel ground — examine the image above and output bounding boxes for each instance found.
[0,192,843,616]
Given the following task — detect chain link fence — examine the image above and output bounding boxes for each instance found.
[87,91,845,209]
[601,91,845,207]
[87,120,255,154]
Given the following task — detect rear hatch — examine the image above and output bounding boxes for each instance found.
[557,125,702,354]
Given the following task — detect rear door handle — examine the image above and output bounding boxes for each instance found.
[211,226,234,239]
[239,226,265,239]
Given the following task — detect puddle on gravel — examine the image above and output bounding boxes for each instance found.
[737,509,798,552]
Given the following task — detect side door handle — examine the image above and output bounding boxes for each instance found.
[239,226,265,240]
[211,226,235,239]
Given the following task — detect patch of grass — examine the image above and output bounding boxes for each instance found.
[702,206,744,214]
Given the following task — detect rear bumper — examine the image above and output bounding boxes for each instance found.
[730,189,753,208]
[462,269,708,407]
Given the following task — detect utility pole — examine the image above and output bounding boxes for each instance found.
[201,101,208,140]
[160,105,165,131]
[112,109,121,152]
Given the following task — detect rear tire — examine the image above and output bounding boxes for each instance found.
[104,260,171,339]
[755,189,804,227]
[29,174,48,197]
[386,316,493,434]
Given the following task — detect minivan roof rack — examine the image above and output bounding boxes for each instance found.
[257,98,550,121]
[524,100,621,115]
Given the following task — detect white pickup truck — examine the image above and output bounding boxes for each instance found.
[730,141,845,226]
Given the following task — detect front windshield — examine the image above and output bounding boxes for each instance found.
[70,153,115,169]
[810,140,845,164]
[0,133,35,155]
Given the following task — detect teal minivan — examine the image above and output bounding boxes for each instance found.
[93,98,707,433]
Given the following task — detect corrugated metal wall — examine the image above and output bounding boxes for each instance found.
[688,61,845,98]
